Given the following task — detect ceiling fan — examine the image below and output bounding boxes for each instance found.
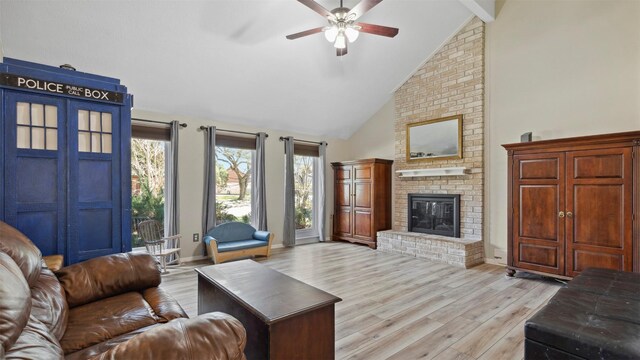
[286,0,399,56]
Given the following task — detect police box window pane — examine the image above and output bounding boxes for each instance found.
[78,110,90,131]
[17,126,30,149]
[31,104,44,127]
[102,113,112,133]
[102,134,112,153]
[78,132,90,152]
[17,102,30,125]
[46,129,58,151]
[31,128,45,150]
[91,133,101,153]
[90,111,101,131]
[45,106,57,128]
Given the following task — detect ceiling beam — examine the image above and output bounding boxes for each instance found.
[459,0,495,22]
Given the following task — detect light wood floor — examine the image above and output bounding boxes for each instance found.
[159,242,562,360]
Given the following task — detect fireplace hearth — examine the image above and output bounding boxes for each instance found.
[408,194,460,238]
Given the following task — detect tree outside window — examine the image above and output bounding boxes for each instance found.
[215,146,253,225]
[131,138,166,247]
[294,155,314,231]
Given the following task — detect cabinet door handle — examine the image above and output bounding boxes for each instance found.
[558,211,565,218]
[566,211,573,219]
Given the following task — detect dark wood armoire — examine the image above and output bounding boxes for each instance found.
[503,131,640,279]
[331,158,393,249]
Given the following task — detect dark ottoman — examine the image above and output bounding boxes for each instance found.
[524,268,640,360]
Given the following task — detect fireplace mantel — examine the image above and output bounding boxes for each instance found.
[396,167,469,178]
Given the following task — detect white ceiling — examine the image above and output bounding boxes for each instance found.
[0,0,476,139]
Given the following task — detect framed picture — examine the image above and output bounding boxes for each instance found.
[406,115,463,162]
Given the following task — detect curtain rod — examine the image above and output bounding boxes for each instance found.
[132,118,187,128]
[198,126,269,138]
[279,136,327,146]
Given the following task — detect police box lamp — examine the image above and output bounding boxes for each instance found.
[59,64,76,71]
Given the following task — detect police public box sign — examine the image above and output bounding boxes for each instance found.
[0,73,124,104]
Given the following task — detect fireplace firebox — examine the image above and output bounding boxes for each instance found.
[408,194,460,238]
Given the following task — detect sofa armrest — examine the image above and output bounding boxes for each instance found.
[203,235,217,246]
[252,231,270,242]
[43,255,64,272]
[56,253,161,308]
[88,312,246,360]
[142,287,187,323]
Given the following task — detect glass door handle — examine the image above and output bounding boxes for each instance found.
[558,211,565,218]
[567,212,573,218]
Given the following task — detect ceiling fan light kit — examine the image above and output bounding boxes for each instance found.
[286,0,399,56]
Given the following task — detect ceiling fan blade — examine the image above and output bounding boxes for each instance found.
[286,27,325,40]
[297,0,335,19]
[337,44,348,56]
[348,0,383,19]
[356,22,399,38]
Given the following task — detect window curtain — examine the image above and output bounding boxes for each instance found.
[165,121,180,237]
[202,126,217,243]
[282,136,296,247]
[317,142,327,241]
[252,132,268,231]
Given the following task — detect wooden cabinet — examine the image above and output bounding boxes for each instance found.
[504,132,639,279]
[331,159,393,249]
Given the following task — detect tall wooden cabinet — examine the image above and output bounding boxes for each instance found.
[331,159,393,249]
[504,131,639,279]
[1,58,133,265]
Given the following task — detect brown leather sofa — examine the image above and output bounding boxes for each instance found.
[0,221,247,359]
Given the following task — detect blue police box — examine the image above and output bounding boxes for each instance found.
[0,58,133,264]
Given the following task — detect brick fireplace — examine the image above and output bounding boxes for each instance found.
[377,18,485,268]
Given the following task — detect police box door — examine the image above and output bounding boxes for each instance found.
[3,92,67,256]
[67,101,122,263]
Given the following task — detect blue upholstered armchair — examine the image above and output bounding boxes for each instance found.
[203,222,274,264]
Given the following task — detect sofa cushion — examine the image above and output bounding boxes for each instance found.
[87,313,247,360]
[60,292,159,354]
[0,251,32,354]
[4,315,64,360]
[64,324,161,360]
[206,222,257,244]
[217,239,268,253]
[0,221,42,287]
[525,287,640,359]
[31,267,68,340]
[56,252,161,308]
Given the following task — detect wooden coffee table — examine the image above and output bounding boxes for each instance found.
[196,260,342,360]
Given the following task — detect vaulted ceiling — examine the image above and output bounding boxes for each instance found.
[0,1,492,139]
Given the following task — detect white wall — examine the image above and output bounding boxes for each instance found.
[348,97,396,160]
[132,109,352,260]
[348,96,397,226]
[484,0,640,263]
[0,1,4,59]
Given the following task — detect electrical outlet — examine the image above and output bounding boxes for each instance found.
[193,233,200,242]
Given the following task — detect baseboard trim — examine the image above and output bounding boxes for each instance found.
[181,255,208,263]
[484,258,507,266]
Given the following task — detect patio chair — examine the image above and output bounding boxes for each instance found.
[137,219,181,273]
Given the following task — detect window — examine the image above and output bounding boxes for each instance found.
[294,155,318,239]
[130,124,169,248]
[16,102,58,150]
[215,134,255,225]
[78,110,112,153]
